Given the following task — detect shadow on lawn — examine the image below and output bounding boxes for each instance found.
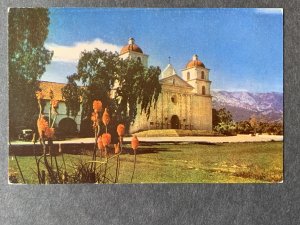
[10,141,220,156]
[139,141,219,146]
[122,147,182,155]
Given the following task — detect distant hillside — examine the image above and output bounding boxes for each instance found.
[212,90,283,122]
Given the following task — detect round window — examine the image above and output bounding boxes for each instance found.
[171,95,177,104]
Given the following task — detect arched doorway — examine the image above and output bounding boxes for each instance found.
[58,117,78,137]
[170,115,180,129]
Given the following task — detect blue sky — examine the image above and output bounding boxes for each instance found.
[43,8,283,93]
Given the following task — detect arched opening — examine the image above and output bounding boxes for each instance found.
[187,72,190,80]
[201,71,205,79]
[170,115,180,129]
[58,117,78,137]
[137,57,141,63]
[202,86,206,95]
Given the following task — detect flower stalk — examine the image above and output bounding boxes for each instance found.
[131,135,139,183]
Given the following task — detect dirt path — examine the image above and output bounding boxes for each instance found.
[11,134,283,145]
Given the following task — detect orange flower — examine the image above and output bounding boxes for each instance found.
[51,99,59,109]
[37,116,49,137]
[35,91,44,100]
[97,136,104,150]
[102,108,110,126]
[93,100,102,113]
[91,112,100,129]
[114,143,120,154]
[117,124,125,137]
[131,135,139,150]
[102,133,111,147]
[91,112,98,122]
[44,127,55,139]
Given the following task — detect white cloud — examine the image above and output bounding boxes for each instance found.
[255,8,283,15]
[45,39,122,63]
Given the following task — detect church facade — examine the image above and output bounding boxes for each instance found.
[39,38,212,134]
[119,38,213,133]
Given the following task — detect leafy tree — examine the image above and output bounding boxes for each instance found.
[236,120,252,134]
[249,117,258,135]
[9,8,53,138]
[215,122,236,136]
[265,122,283,135]
[62,49,161,136]
[213,108,236,135]
[236,119,283,135]
[217,108,233,124]
[61,74,81,118]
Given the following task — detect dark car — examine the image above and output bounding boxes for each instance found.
[18,129,34,141]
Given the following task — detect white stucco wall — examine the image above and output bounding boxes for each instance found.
[42,101,83,131]
[129,85,213,133]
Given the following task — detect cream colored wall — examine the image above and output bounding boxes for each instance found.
[191,95,212,130]
[182,67,211,95]
[129,84,213,133]
[119,52,149,67]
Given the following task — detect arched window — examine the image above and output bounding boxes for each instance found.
[137,57,141,63]
[202,86,206,95]
[201,71,205,79]
[172,79,175,85]
[187,72,190,80]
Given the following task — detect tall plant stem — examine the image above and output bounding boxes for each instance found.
[49,105,51,125]
[51,113,57,128]
[93,128,97,160]
[14,154,26,184]
[131,149,137,183]
[33,139,41,184]
[91,126,97,173]
[41,139,57,183]
[114,155,119,183]
[49,144,53,166]
[103,147,108,183]
[61,154,66,171]
[38,100,42,118]
[114,144,120,183]
[115,138,123,183]
[54,155,60,180]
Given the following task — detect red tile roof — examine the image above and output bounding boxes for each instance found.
[120,44,143,54]
[186,59,205,69]
[38,81,66,101]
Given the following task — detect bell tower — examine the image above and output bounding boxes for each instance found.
[182,54,211,95]
[119,37,149,67]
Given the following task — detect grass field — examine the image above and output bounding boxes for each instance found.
[9,142,283,184]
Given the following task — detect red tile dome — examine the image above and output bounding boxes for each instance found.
[120,38,143,54]
[186,54,205,69]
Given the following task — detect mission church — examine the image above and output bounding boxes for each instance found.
[39,38,212,134]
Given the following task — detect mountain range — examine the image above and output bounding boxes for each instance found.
[211,90,283,122]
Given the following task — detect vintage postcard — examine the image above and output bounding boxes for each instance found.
[8,8,283,184]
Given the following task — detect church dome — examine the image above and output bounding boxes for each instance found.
[186,54,205,69]
[120,37,143,54]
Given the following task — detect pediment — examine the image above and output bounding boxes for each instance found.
[159,74,193,89]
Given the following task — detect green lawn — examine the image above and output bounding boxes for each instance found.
[9,142,283,184]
